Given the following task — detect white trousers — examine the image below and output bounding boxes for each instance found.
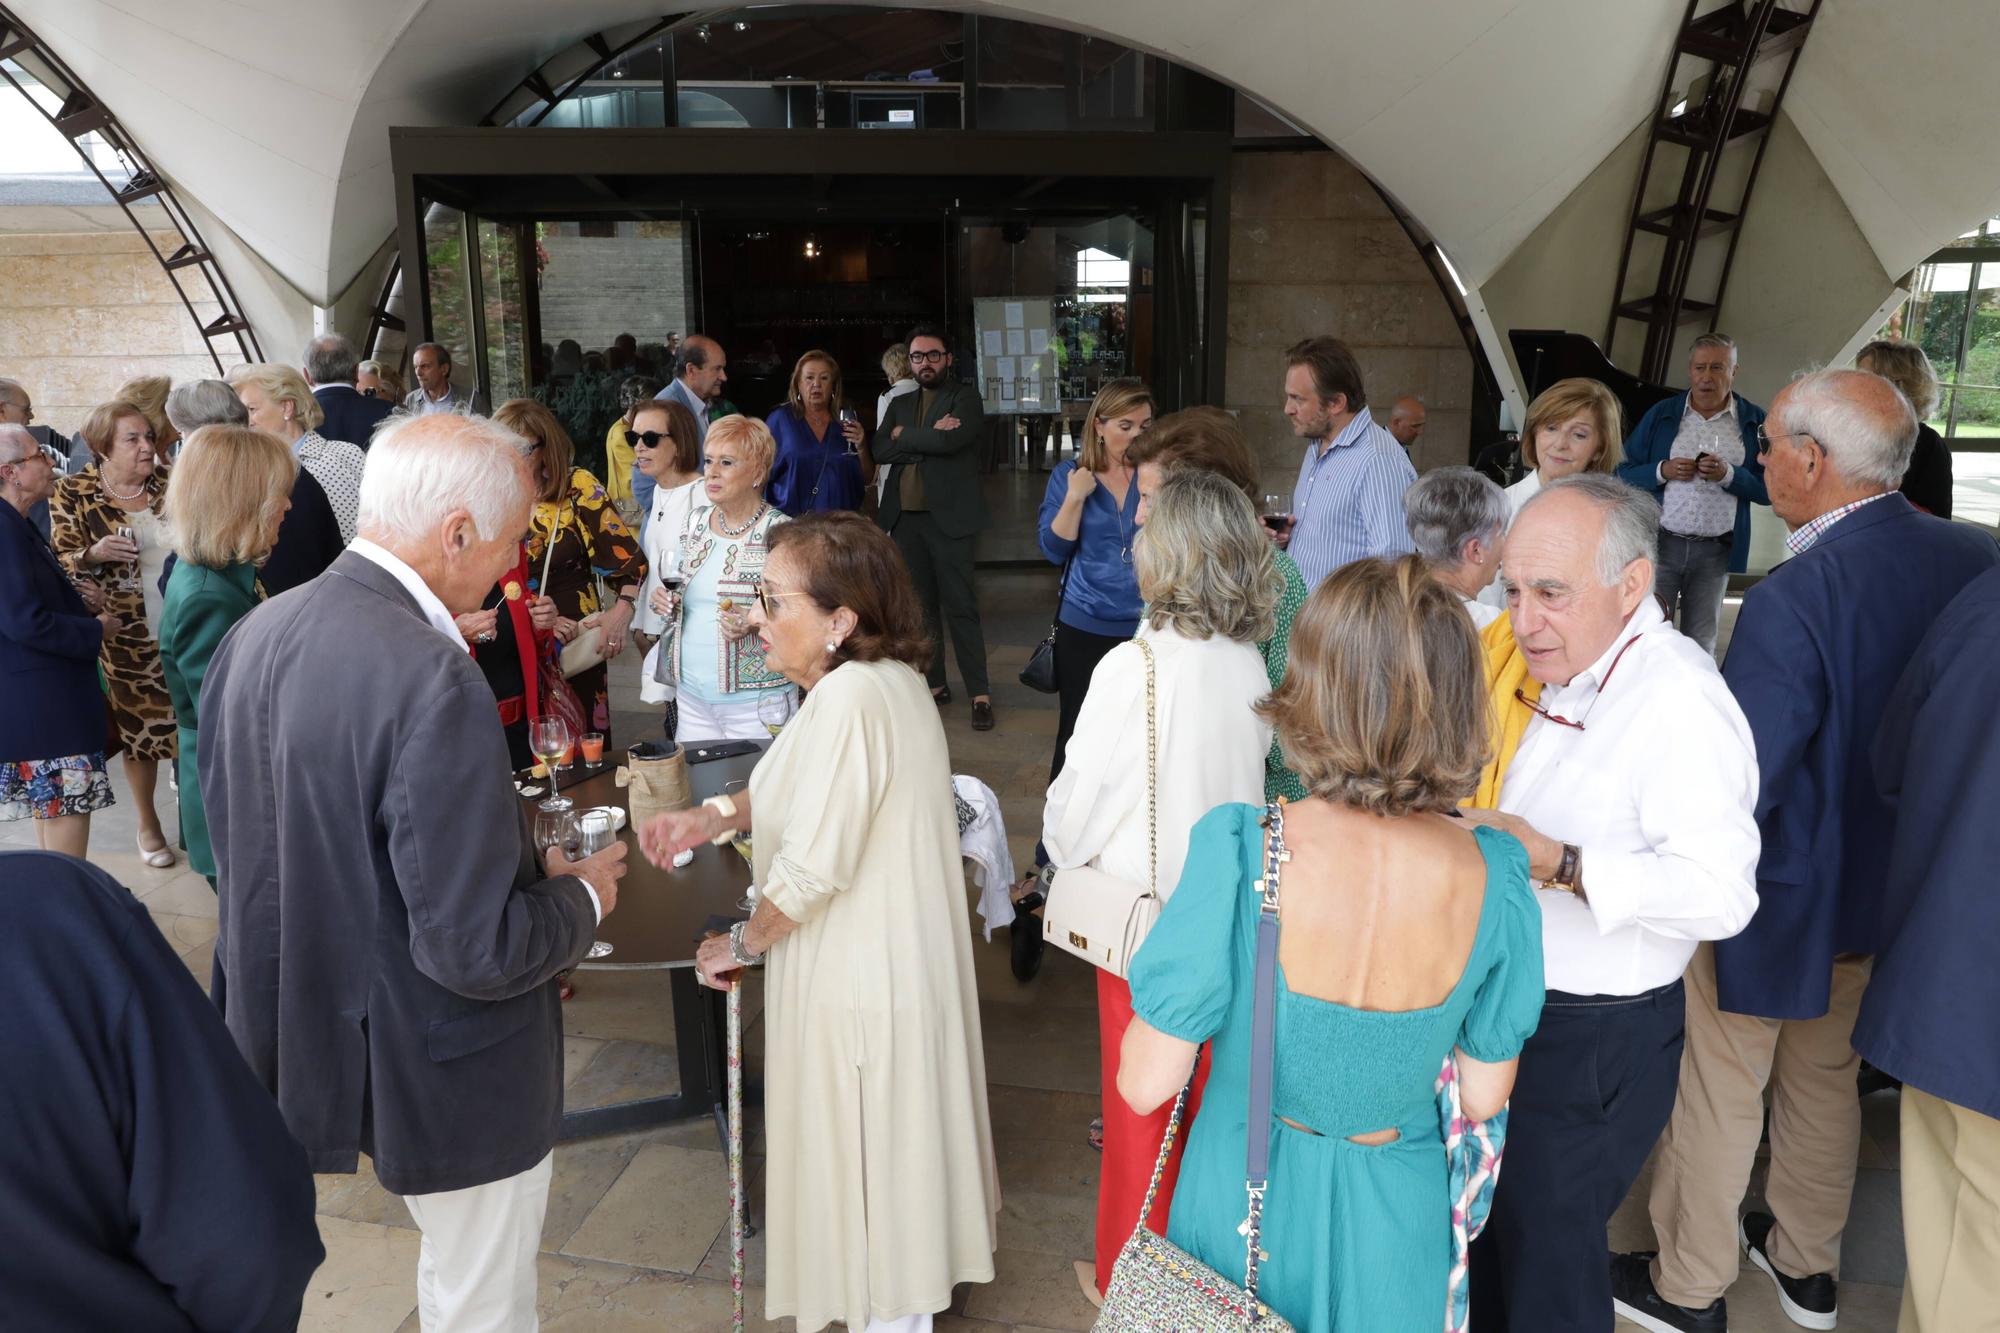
[402,1152,553,1333]
[675,690,794,744]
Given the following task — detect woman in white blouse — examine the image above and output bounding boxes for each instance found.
[1041,468,1278,1302]
[631,397,705,740]
[1481,376,1623,609]
[873,343,918,503]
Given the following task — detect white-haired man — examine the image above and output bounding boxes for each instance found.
[1460,474,1761,1333]
[1403,464,1506,627]
[200,412,627,1329]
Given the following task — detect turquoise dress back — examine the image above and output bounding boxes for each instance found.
[1129,805,1544,1333]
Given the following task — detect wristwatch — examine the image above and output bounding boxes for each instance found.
[1548,842,1585,899]
[727,921,763,968]
[701,793,739,845]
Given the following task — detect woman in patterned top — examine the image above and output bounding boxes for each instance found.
[493,399,648,741]
[229,363,368,546]
[50,401,179,866]
[652,414,792,742]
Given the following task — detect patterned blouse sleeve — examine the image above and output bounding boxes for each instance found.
[48,478,95,576]
[572,469,648,589]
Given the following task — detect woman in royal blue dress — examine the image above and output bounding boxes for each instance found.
[1117,556,1546,1333]
[766,350,867,515]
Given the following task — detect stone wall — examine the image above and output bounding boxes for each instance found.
[1225,150,1475,490]
[0,229,237,436]
[537,223,691,352]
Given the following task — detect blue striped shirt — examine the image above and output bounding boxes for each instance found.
[1288,412,1418,589]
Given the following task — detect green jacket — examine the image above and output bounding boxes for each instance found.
[871,377,989,539]
[159,561,259,879]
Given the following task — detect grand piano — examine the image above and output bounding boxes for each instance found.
[1477,330,1681,485]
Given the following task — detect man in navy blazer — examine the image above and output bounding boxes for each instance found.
[1615,370,2000,1333]
[1853,565,2000,1332]
[1616,333,1769,654]
[306,332,395,451]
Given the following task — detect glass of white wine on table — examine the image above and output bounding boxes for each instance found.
[530,715,575,811]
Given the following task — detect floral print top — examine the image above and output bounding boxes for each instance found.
[522,467,648,620]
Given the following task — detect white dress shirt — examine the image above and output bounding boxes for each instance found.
[1043,623,1272,899]
[1497,596,1759,995]
[1461,592,1503,629]
[348,538,602,922]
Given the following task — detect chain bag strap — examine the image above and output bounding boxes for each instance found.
[1094,797,1294,1331]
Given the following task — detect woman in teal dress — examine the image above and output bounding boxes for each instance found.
[1118,555,1545,1332]
[159,424,296,885]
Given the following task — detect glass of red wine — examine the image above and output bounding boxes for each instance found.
[1260,494,1293,536]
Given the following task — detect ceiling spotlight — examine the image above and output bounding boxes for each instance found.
[733,20,750,31]
[803,235,821,259]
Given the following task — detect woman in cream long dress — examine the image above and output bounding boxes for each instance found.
[641,511,999,1333]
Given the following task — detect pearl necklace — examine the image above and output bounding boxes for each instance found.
[102,473,150,502]
[715,501,766,538]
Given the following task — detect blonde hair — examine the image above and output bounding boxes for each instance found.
[1856,337,1940,420]
[113,375,173,442]
[166,424,298,568]
[1258,555,1489,816]
[704,413,777,485]
[1078,377,1156,472]
[881,342,912,383]
[226,362,325,432]
[785,350,846,419]
[1522,377,1622,474]
[1134,469,1278,644]
[493,398,578,501]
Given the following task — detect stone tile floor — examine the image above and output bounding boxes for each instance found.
[11,567,1905,1330]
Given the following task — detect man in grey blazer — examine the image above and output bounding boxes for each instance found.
[200,412,626,1328]
[873,322,995,730]
[402,340,488,417]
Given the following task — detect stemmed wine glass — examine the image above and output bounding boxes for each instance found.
[530,716,575,811]
[721,778,758,912]
[758,691,792,739]
[1259,494,1294,538]
[574,809,619,960]
[533,808,575,865]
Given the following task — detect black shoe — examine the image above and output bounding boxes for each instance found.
[932,687,951,706]
[1610,1252,1728,1333]
[1741,1212,1838,1329]
[1010,890,1045,982]
[971,699,995,731]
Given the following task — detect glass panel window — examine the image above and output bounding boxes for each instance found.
[478,219,528,406]
[422,203,474,390]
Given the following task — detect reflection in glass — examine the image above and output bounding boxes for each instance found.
[478,219,528,405]
[423,203,473,382]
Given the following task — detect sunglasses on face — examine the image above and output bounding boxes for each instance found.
[625,430,669,449]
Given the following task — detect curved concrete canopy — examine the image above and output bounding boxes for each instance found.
[9,0,1999,332]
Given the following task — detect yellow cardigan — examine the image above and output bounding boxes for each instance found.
[603,419,635,504]
[1468,613,1542,810]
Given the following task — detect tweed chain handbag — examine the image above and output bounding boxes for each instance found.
[1093,798,1296,1332]
[1018,552,1075,694]
[1043,638,1161,979]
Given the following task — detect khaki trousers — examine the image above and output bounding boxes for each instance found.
[1648,944,1872,1306]
[1899,1086,2000,1332]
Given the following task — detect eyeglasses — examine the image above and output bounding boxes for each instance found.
[1755,424,1813,458]
[624,430,669,449]
[908,350,947,364]
[755,584,813,618]
[1511,634,1641,733]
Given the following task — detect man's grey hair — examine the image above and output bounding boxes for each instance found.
[304,333,361,386]
[412,341,452,367]
[166,379,249,434]
[1689,332,1738,362]
[1521,473,1660,592]
[1404,467,1507,570]
[0,422,36,465]
[357,413,533,545]
[1775,367,1915,490]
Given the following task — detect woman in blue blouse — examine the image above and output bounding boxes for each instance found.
[1116,557,1545,1333]
[1010,379,1154,980]
[766,350,867,515]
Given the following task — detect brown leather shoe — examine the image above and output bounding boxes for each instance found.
[971,699,995,731]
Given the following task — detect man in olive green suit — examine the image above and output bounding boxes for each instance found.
[873,324,995,730]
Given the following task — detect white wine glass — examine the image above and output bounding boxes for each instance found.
[758,691,793,739]
[574,809,619,961]
[530,716,575,811]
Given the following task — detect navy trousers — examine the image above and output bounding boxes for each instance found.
[1469,979,1687,1332]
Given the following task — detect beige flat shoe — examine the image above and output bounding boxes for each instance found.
[138,834,176,869]
[1075,1259,1104,1309]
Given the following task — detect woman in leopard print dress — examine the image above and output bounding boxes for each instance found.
[51,401,180,867]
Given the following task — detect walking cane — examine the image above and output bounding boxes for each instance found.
[728,975,746,1332]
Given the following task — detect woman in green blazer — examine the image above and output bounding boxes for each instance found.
[160,424,298,884]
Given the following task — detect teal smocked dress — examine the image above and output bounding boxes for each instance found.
[1129,806,1545,1333]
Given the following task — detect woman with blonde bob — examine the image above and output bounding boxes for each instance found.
[1116,555,1546,1333]
[1508,376,1623,515]
[159,424,297,885]
[1856,336,1954,516]
[1041,467,1279,1301]
[228,361,367,545]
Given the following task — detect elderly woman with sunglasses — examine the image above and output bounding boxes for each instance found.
[630,398,706,740]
